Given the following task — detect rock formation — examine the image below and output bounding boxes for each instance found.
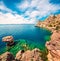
[15,50,24,61]
[0,52,15,61]
[46,31,60,61]
[36,14,60,61]
[1,36,43,61]
[0,48,43,61]
[36,14,60,32]
[15,48,43,61]
[2,36,14,46]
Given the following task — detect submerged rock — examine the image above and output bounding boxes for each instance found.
[46,31,60,61]
[0,52,15,61]
[2,36,14,46]
[15,48,43,61]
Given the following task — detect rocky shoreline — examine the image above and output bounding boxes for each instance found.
[36,14,60,61]
[46,31,60,61]
[0,36,44,61]
[36,14,60,32]
[0,31,60,61]
[0,48,43,61]
[0,14,60,61]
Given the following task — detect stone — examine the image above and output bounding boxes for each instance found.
[36,14,60,32]
[0,52,15,61]
[15,50,24,61]
[46,31,60,61]
[2,36,14,46]
[15,48,43,61]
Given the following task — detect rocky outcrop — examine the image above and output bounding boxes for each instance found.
[36,14,60,32]
[2,36,14,46]
[15,50,24,61]
[36,14,60,61]
[1,36,43,61]
[0,52,15,61]
[15,48,43,61]
[0,48,43,61]
[46,31,60,61]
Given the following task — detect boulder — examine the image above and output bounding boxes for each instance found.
[2,36,14,46]
[0,52,15,61]
[15,48,43,61]
[15,50,24,61]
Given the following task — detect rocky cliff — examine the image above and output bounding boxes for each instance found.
[15,48,43,61]
[0,52,15,61]
[36,14,60,32]
[0,48,43,61]
[37,14,60,61]
[46,31,60,61]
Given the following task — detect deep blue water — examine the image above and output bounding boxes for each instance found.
[0,24,51,52]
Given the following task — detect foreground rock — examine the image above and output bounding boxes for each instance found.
[0,52,15,61]
[2,36,14,46]
[0,48,43,61]
[46,31,60,61]
[15,48,43,61]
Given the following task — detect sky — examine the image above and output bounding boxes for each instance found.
[0,0,60,24]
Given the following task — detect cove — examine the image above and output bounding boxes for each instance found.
[0,24,52,55]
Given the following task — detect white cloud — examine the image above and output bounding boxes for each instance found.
[0,1,7,10]
[17,1,29,11]
[0,12,35,24]
[0,1,17,14]
[30,11,39,18]
[17,0,60,19]
[0,1,35,24]
[0,0,60,24]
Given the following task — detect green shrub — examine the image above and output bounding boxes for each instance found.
[56,26,60,30]
[49,24,52,27]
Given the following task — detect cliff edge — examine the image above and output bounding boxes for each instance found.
[46,31,60,61]
[36,14,60,32]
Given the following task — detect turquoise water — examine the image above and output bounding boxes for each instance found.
[0,24,51,54]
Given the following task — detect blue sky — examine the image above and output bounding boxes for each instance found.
[0,0,60,24]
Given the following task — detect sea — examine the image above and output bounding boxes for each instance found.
[0,24,52,54]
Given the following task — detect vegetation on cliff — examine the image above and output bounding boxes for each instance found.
[36,14,60,32]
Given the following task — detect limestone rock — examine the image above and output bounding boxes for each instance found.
[15,50,24,61]
[0,52,15,61]
[46,31,60,61]
[2,36,14,46]
[36,14,60,32]
[15,48,43,61]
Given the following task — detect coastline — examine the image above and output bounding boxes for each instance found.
[0,14,60,61]
[36,14,60,61]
